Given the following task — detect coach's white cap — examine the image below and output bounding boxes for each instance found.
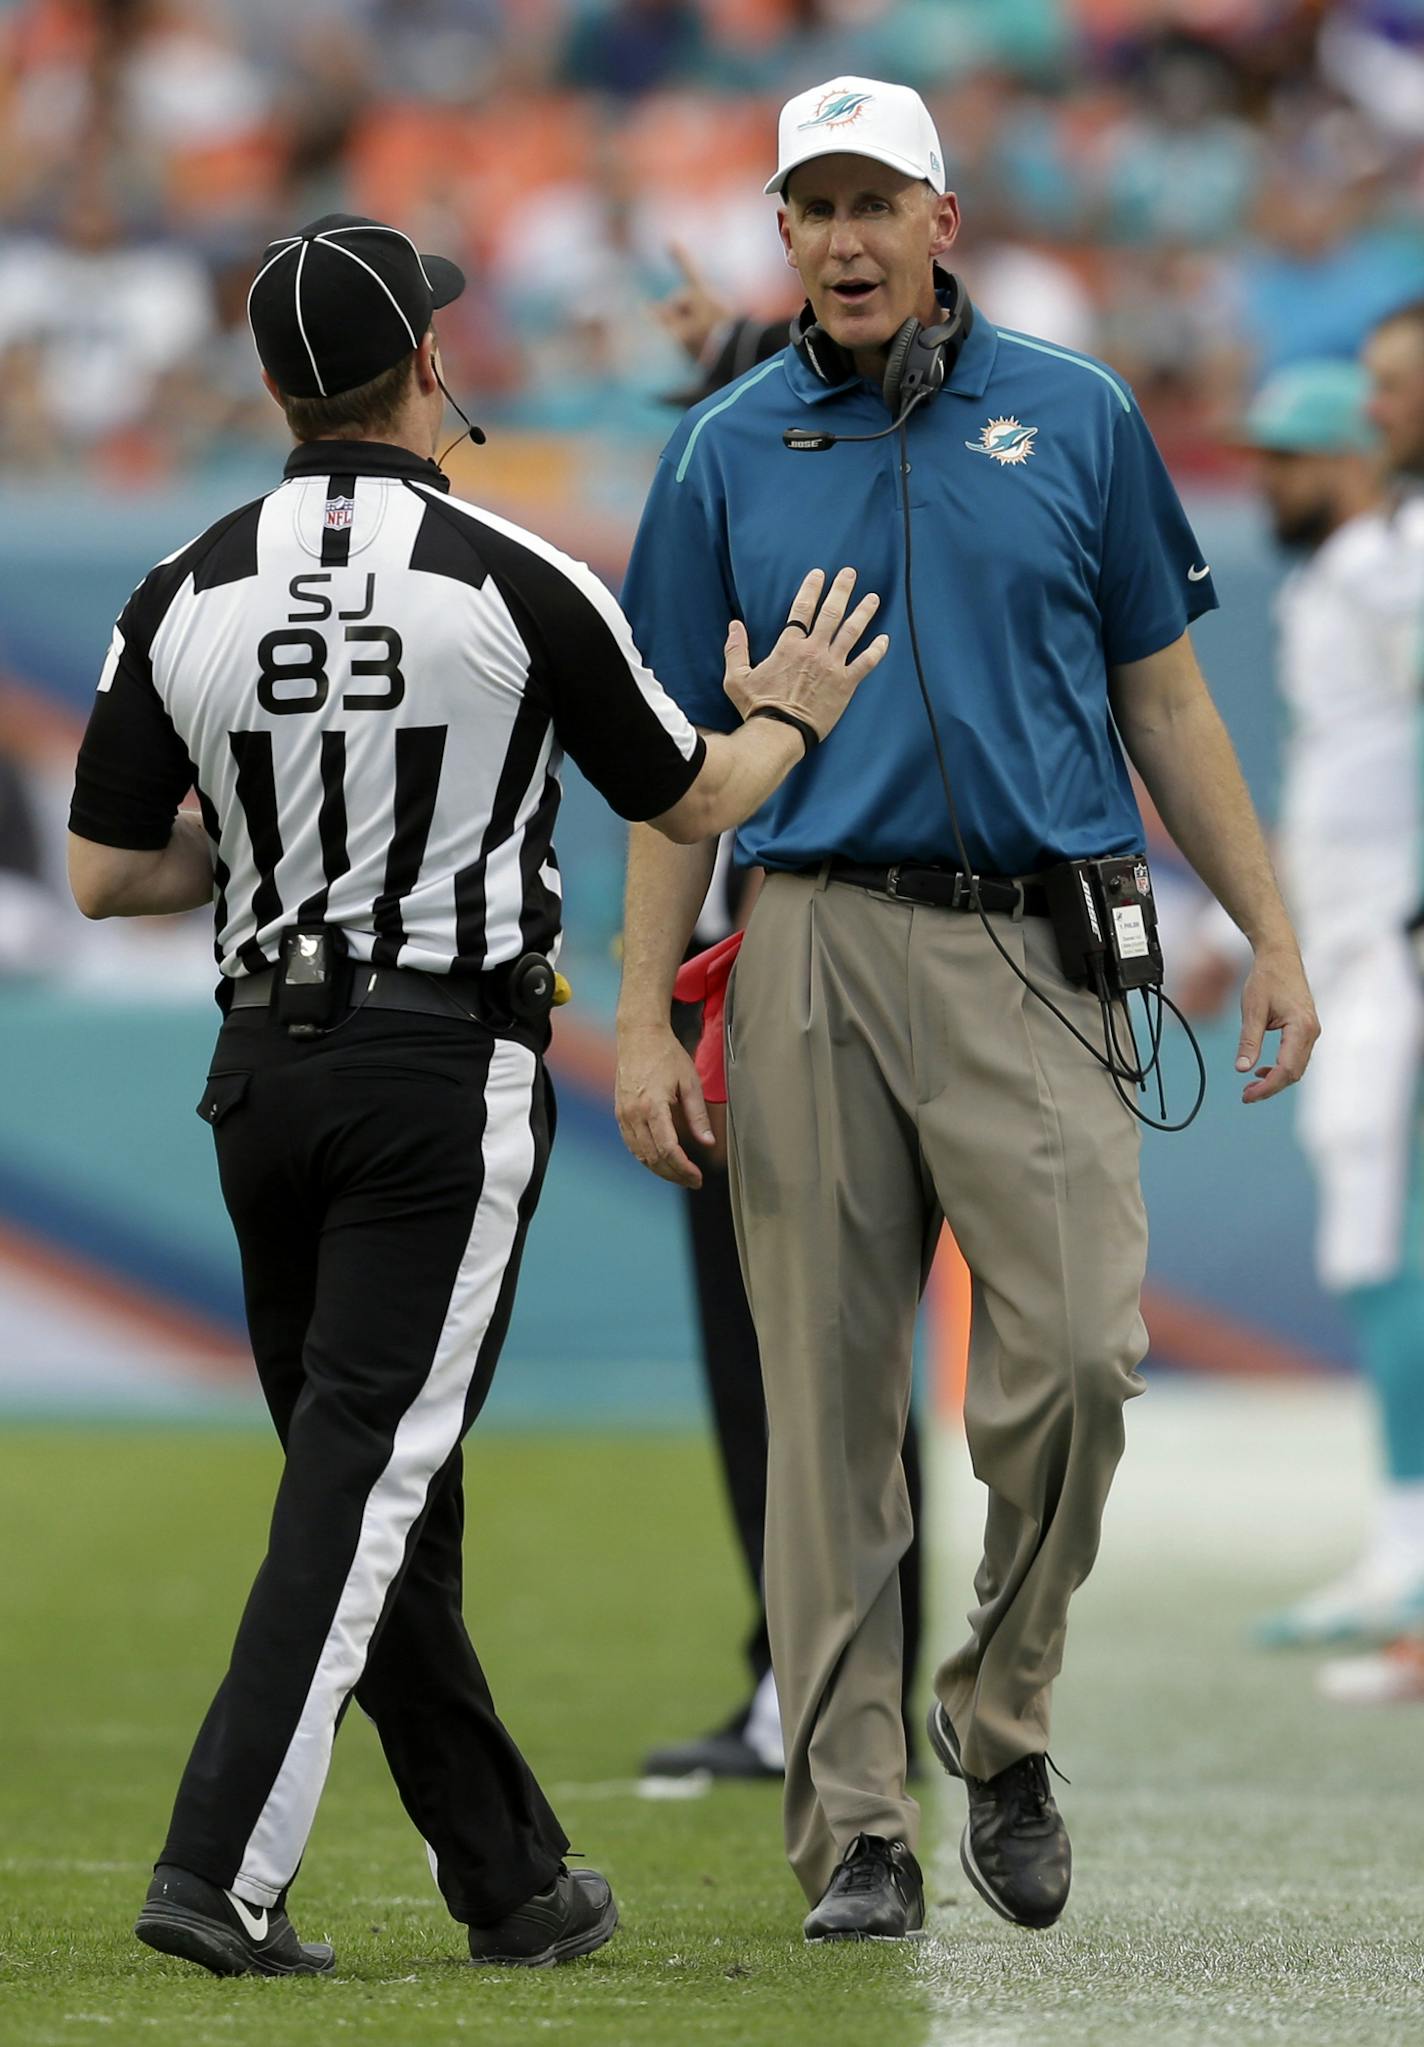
[764,77,946,198]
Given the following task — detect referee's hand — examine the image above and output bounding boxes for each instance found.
[724,567,888,742]
[616,1022,713,1189]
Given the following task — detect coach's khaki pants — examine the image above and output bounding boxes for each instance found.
[725,871,1148,1903]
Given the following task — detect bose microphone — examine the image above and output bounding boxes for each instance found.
[783,400,932,454]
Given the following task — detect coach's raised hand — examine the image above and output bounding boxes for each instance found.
[724,566,888,742]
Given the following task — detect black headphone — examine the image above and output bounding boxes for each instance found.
[785,268,972,451]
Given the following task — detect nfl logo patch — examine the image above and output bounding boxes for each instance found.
[324,496,355,531]
[1133,860,1151,897]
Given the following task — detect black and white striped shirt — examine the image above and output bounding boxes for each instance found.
[70,439,706,980]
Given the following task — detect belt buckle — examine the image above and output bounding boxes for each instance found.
[884,864,902,899]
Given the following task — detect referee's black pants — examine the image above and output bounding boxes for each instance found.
[159,1008,568,1925]
[681,1169,925,1753]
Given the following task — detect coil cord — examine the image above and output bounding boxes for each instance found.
[893,414,1207,1133]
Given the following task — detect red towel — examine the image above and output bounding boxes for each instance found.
[672,931,744,1106]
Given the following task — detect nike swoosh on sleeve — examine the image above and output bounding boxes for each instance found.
[1187,564,1211,582]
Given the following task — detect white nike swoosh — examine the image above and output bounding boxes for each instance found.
[1187,564,1211,582]
[226,1891,269,1941]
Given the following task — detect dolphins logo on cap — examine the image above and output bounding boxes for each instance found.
[798,90,874,131]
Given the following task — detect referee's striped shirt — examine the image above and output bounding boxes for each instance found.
[69,439,707,980]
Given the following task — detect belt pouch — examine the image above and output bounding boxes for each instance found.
[274,924,350,1037]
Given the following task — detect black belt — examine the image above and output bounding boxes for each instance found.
[824,860,1050,918]
[227,963,497,1022]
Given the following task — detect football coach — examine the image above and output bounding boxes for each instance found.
[65,212,888,1978]
[615,80,1319,1941]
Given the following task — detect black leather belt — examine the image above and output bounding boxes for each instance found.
[227,963,494,1021]
[825,860,1050,918]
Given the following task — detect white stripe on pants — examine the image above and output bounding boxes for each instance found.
[232,1037,539,1905]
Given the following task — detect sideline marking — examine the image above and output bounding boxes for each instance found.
[548,1777,713,1802]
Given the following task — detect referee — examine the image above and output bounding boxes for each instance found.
[66,211,887,1979]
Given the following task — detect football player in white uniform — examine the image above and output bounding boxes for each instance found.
[1182,350,1424,1686]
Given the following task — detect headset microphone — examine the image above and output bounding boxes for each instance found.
[783,390,934,453]
[783,289,966,453]
[436,368,487,464]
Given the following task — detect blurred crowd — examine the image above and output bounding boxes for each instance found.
[2,0,1424,479]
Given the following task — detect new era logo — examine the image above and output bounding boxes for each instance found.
[324,496,355,532]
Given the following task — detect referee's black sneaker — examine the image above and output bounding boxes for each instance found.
[466,1866,618,1966]
[927,1700,1071,1929]
[802,1835,925,1942]
[134,1864,335,1976]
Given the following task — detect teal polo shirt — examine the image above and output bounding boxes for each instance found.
[621,304,1218,877]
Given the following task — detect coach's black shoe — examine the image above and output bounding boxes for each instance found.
[134,1863,335,1976]
[802,1834,925,1943]
[466,1866,618,1966]
[927,1700,1071,1929]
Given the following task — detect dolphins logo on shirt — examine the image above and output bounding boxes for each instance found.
[966,417,1038,466]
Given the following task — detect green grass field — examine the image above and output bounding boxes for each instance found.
[2,1385,1422,2046]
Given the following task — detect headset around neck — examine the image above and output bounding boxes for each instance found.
[790,266,973,417]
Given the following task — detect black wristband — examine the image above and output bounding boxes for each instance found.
[749,705,819,752]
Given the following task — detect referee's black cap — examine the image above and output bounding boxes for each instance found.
[247,213,466,400]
